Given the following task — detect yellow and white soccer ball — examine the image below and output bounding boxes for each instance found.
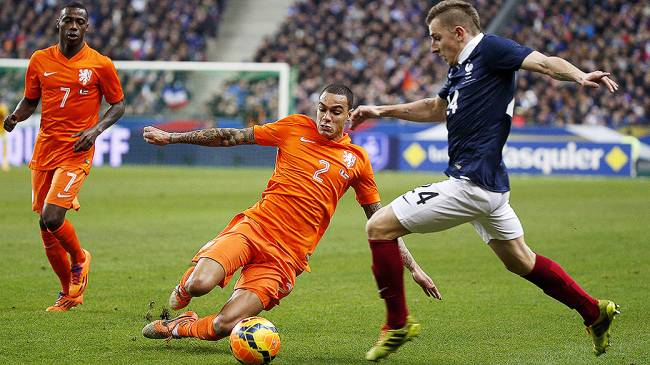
[229,317,281,365]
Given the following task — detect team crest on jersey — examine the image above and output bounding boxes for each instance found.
[342,151,356,168]
[464,62,473,75]
[78,69,92,85]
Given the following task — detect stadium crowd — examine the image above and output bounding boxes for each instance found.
[0,0,225,117]
[507,0,649,127]
[252,0,647,127]
[254,0,502,117]
[0,0,646,127]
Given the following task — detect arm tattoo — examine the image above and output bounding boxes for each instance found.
[362,202,382,219]
[397,238,416,271]
[171,127,255,147]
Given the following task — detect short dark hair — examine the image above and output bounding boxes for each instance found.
[320,84,354,110]
[426,0,481,34]
[61,1,89,19]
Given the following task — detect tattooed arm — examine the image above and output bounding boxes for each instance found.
[143,126,255,147]
[362,202,442,299]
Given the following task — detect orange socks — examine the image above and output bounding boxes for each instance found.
[179,266,194,296]
[41,230,71,294]
[177,314,221,340]
[50,219,85,265]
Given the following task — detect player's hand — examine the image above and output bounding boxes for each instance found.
[3,114,18,132]
[350,105,381,130]
[143,126,172,145]
[580,71,619,93]
[411,266,442,300]
[72,127,101,152]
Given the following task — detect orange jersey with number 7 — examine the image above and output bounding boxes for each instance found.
[24,43,124,173]
[245,114,380,271]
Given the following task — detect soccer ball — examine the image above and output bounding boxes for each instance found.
[229,316,281,365]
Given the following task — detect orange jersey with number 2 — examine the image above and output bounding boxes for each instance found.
[245,114,380,271]
[24,43,124,173]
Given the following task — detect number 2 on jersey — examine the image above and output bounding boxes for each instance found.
[446,89,459,115]
[313,159,330,183]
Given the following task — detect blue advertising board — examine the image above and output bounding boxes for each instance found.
[351,132,391,171]
[398,139,635,177]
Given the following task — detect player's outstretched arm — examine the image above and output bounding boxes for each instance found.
[521,51,619,93]
[143,126,255,147]
[73,100,126,152]
[362,202,442,300]
[3,97,39,132]
[351,97,447,129]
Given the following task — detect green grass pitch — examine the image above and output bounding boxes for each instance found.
[0,166,648,364]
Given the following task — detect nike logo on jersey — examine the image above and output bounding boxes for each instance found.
[43,71,57,77]
[56,192,73,198]
[300,137,315,143]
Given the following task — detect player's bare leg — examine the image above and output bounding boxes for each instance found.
[366,205,411,241]
[41,203,91,298]
[488,236,535,275]
[489,236,619,355]
[169,258,225,310]
[144,288,263,341]
[365,205,420,361]
[211,289,264,338]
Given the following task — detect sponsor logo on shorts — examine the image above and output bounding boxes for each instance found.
[56,192,73,198]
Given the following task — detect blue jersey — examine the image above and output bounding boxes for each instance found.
[438,34,532,192]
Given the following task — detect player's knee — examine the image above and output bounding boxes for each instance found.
[40,210,64,231]
[212,313,237,337]
[38,217,48,231]
[502,260,532,276]
[185,276,213,297]
[365,214,387,240]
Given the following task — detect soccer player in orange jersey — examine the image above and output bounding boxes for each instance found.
[141,84,442,342]
[3,2,125,311]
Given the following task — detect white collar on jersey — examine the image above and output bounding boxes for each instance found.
[457,32,484,65]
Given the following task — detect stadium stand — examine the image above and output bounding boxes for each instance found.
[253,0,501,116]
[0,0,646,129]
[0,0,226,116]
[502,0,648,127]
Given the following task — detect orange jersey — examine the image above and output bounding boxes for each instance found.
[24,43,124,173]
[245,114,380,271]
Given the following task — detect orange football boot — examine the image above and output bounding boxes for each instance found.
[69,249,91,298]
[142,311,198,340]
[46,292,84,312]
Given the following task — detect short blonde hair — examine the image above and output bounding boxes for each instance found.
[426,0,481,34]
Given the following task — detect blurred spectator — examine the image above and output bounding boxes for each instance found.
[254,0,501,116]
[0,0,225,61]
[505,0,649,126]
[0,0,226,117]
[208,77,279,124]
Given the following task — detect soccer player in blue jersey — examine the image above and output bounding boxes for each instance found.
[351,0,620,361]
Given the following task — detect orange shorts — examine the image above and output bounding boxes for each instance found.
[193,213,300,310]
[31,167,87,213]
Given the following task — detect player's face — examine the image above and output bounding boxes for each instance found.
[57,8,88,46]
[316,92,350,140]
[428,18,463,65]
